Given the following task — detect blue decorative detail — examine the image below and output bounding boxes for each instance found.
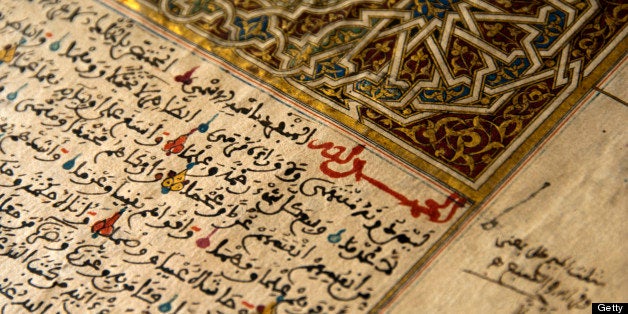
[407,0,462,21]
[234,16,273,41]
[419,84,470,103]
[485,58,531,86]
[355,80,403,101]
[533,11,566,49]
[294,57,348,82]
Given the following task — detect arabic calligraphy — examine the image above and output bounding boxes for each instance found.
[463,235,607,312]
[0,0,469,312]
[308,140,466,223]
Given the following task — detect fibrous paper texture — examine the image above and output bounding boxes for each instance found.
[0,0,625,313]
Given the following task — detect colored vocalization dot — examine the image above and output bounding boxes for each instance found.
[62,154,81,170]
[49,33,69,51]
[197,123,209,133]
[158,295,177,312]
[6,83,27,101]
[327,229,346,243]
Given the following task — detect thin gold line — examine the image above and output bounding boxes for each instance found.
[110,2,628,312]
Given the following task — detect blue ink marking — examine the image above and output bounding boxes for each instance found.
[49,33,69,52]
[198,113,219,133]
[62,154,81,170]
[7,83,27,101]
[158,295,178,312]
[327,229,346,243]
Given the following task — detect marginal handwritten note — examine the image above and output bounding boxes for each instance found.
[463,235,606,313]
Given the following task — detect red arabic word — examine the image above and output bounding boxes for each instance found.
[307,140,465,223]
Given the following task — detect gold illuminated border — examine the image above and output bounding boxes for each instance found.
[116,0,627,203]
[112,1,627,312]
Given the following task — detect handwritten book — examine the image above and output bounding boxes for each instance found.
[0,0,625,313]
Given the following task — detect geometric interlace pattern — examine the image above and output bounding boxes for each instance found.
[151,0,627,183]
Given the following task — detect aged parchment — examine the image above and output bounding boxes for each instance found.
[0,0,625,313]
